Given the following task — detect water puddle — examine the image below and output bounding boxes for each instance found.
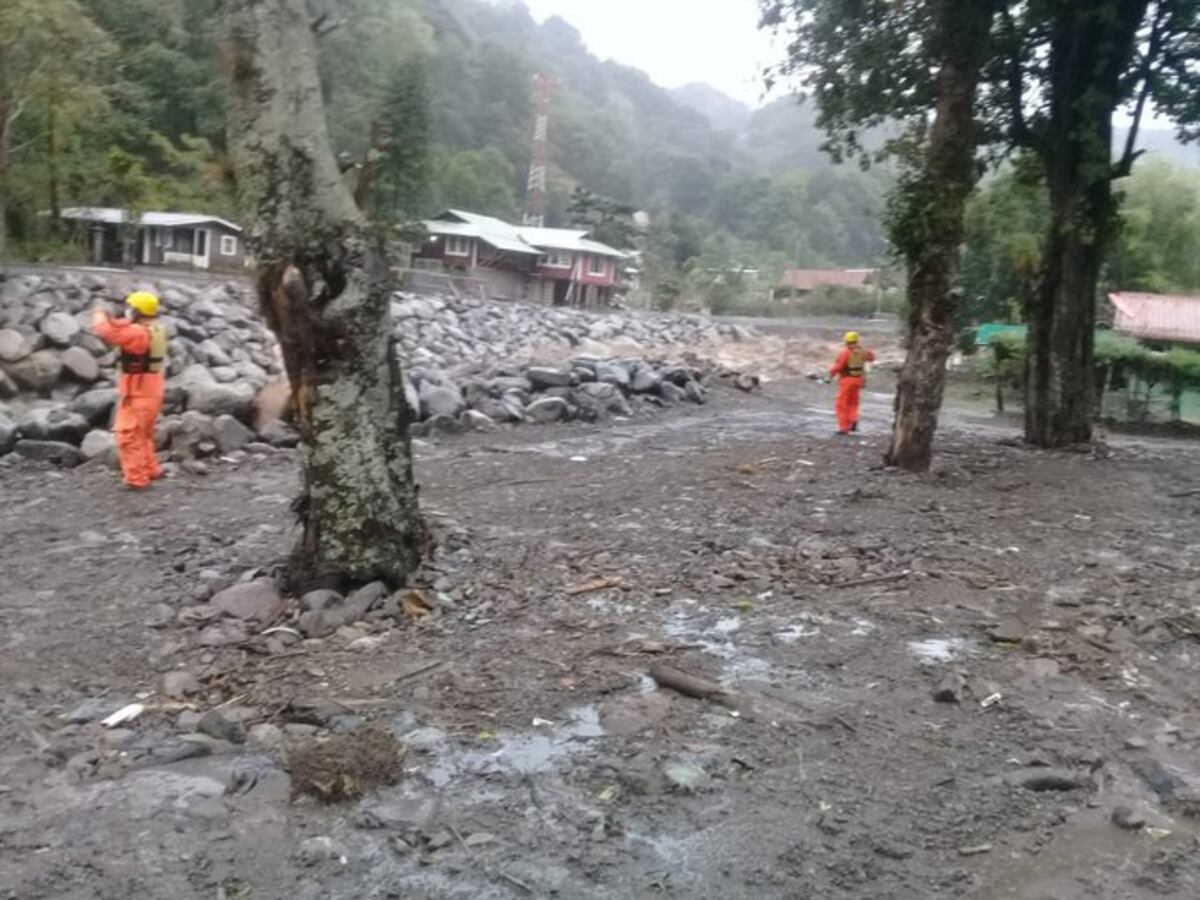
[909,637,972,665]
[422,706,604,787]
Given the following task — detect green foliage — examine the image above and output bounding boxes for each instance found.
[372,58,433,222]
[431,147,520,222]
[568,188,637,249]
[962,157,1200,318]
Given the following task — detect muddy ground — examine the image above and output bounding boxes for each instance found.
[2,377,1200,899]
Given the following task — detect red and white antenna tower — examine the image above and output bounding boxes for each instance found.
[523,73,556,227]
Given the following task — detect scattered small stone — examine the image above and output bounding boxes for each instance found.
[1111,805,1146,831]
[989,617,1027,644]
[932,671,966,704]
[161,670,202,699]
[1124,736,1150,750]
[958,844,993,857]
[298,836,342,867]
[464,832,497,848]
[248,723,285,750]
[64,697,118,725]
[1005,767,1088,792]
[197,710,247,745]
[209,577,283,626]
[427,829,455,851]
[874,842,915,860]
[663,759,709,793]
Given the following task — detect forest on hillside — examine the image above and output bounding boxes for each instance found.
[2,0,1199,314]
[0,0,891,310]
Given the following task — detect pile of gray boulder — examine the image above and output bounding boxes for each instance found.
[392,293,753,371]
[0,270,290,466]
[0,269,760,465]
[406,355,754,437]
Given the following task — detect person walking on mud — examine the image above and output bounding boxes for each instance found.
[829,331,874,435]
[92,292,168,490]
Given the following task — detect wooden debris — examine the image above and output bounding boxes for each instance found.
[566,576,625,596]
[648,663,738,710]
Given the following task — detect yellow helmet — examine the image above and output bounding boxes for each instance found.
[126,291,160,317]
[844,331,860,344]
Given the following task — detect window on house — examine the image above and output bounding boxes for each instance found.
[445,236,471,256]
[587,255,607,277]
[543,250,572,268]
[220,235,238,256]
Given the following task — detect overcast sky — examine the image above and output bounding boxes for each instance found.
[521,0,778,106]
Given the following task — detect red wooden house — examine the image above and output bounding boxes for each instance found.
[413,210,626,306]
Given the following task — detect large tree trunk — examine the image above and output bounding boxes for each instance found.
[885,0,995,471]
[1024,0,1148,447]
[217,0,425,590]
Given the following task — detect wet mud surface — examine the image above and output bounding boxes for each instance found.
[2,379,1200,898]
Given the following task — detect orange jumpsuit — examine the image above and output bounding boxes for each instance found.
[92,313,165,488]
[830,345,875,434]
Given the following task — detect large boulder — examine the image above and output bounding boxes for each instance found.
[210,577,283,626]
[460,409,497,432]
[213,414,254,454]
[659,381,687,404]
[60,346,100,383]
[5,350,63,394]
[630,366,662,394]
[418,381,464,420]
[168,411,218,460]
[0,414,16,455]
[71,388,117,426]
[577,381,633,417]
[525,396,570,424]
[13,440,84,467]
[595,363,632,390]
[185,381,255,420]
[257,418,300,448]
[527,367,574,390]
[18,408,90,444]
[80,429,118,465]
[40,312,80,347]
[0,329,29,363]
[197,339,232,367]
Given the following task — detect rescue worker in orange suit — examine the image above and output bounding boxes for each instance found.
[92,292,168,489]
[829,331,874,435]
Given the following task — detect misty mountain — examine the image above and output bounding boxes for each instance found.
[671,83,754,134]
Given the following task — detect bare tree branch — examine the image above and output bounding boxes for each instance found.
[1115,0,1169,178]
[1000,7,1043,158]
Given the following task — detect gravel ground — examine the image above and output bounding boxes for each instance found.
[2,379,1200,899]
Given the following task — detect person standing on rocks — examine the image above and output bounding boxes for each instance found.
[829,331,874,435]
[92,292,168,489]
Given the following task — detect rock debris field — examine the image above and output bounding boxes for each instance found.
[0,270,757,470]
[2,268,1200,899]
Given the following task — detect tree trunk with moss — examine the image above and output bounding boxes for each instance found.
[1024,0,1148,448]
[884,0,996,472]
[217,0,424,591]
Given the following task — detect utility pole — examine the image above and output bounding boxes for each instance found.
[523,73,555,228]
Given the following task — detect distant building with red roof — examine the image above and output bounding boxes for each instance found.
[774,268,877,301]
[1109,292,1200,346]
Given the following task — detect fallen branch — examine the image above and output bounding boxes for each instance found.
[648,663,738,709]
[1169,487,1200,499]
[566,576,625,596]
[395,660,444,683]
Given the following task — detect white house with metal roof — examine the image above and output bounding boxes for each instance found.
[60,207,246,271]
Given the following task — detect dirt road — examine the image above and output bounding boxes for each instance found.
[2,380,1199,899]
